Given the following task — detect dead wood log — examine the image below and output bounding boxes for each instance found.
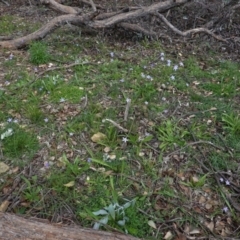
[0,212,141,240]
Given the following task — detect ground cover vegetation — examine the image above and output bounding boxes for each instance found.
[0,1,240,239]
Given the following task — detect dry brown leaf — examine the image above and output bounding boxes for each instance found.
[163,231,173,239]
[0,200,10,212]
[104,146,111,153]
[148,220,157,229]
[0,162,10,174]
[205,221,214,232]
[91,132,106,142]
[63,181,75,187]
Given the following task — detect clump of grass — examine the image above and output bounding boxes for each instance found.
[1,125,39,162]
[29,41,51,65]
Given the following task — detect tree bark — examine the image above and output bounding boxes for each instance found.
[0,212,141,240]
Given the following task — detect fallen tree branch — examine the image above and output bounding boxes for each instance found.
[0,212,140,240]
[154,12,227,42]
[40,0,79,14]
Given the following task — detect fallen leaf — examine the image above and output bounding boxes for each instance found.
[205,221,214,232]
[164,231,173,239]
[63,181,75,187]
[91,132,106,143]
[0,162,10,174]
[0,200,10,212]
[148,220,157,229]
[104,146,111,153]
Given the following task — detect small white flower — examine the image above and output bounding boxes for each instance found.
[122,137,128,143]
[170,75,175,80]
[146,75,153,81]
[141,73,145,78]
[110,52,114,58]
[129,68,133,71]
[5,81,10,86]
[143,66,147,69]
[69,132,74,136]
[162,97,166,101]
[119,78,125,82]
[225,180,230,186]
[144,101,148,105]
[173,65,178,71]
[7,118,13,123]
[59,97,66,103]
[222,206,228,213]
[160,52,165,57]
[126,98,131,103]
[44,118,49,123]
[179,61,184,67]
[110,59,114,62]
[186,83,189,87]
[163,109,169,114]
[220,177,224,182]
[160,57,164,61]
[13,119,18,123]
[167,59,171,64]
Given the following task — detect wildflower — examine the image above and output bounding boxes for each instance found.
[167,59,171,66]
[162,97,166,101]
[13,119,18,123]
[143,65,147,69]
[7,118,13,123]
[160,52,165,57]
[87,158,92,163]
[126,98,131,103]
[39,87,43,91]
[144,101,148,105]
[225,180,230,186]
[160,57,164,61]
[122,137,128,143]
[222,206,228,213]
[141,72,145,78]
[69,132,74,136]
[173,65,179,71]
[219,177,224,182]
[170,75,175,80]
[119,78,125,82]
[44,161,50,168]
[5,81,10,86]
[146,75,153,81]
[179,61,184,67]
[129,68,133,71]
[163,109,169,114]
[44,118,49,123]
[186,83,189,87]
[110,52,114,58]
[59,97,66,103]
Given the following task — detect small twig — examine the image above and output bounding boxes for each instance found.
[167,140,224,157]
[88,0,96,12]
[103,118,128,133]
[0,0,10,6]
[37,61,95,77]
[124,98,131,121]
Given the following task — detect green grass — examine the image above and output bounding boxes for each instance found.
[1,14,240,239]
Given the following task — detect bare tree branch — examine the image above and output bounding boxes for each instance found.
[154,12,227,42]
